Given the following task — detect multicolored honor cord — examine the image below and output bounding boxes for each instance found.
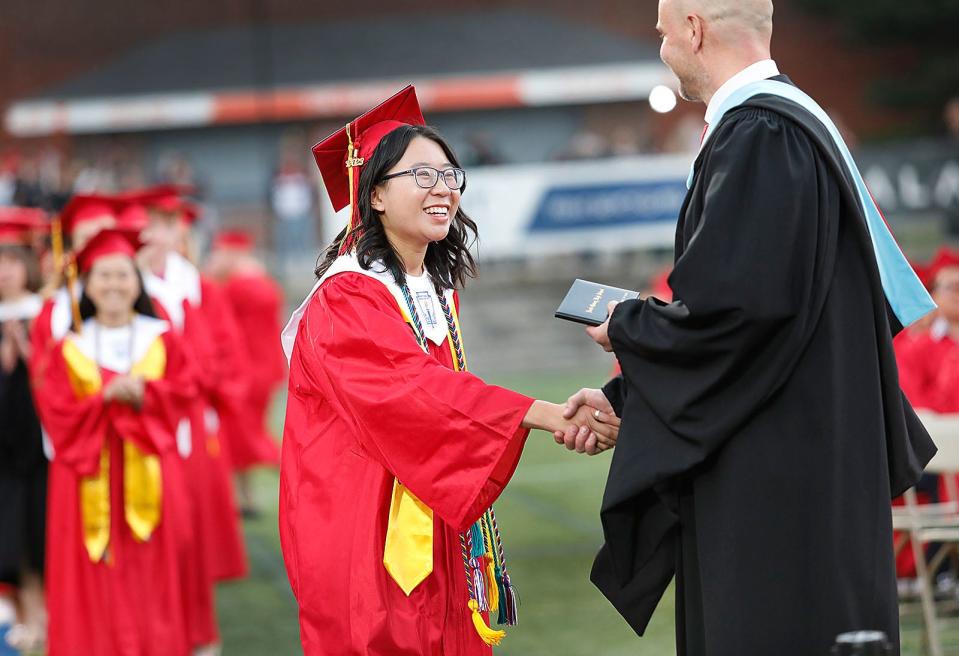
[400,283,519,645]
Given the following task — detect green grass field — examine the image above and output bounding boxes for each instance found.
[215,367,951,655]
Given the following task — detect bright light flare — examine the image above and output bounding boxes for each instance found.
[649,85,678,113]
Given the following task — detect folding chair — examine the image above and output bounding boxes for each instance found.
[894,411,959,656]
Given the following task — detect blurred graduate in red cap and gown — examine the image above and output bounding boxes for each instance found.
[32,228,195,656]
[133,188,248,627]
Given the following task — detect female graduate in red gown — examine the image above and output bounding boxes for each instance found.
[33,229,194,656]
[279,87,615,655]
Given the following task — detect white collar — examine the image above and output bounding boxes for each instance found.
[0,294,42,322]
[68,314,170,373]
[704,59,780,125]
[931,317,950,342]
[141,252,202,331]
[281,254,455,362]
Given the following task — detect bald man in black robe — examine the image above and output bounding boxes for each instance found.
[562,1,937,654]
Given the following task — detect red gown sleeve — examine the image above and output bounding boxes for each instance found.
[28,297,55,387]
[292,273,535,531]
[32,340,109,476]
[895,335,933,409]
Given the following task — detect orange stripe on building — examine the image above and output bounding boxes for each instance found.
[418,76,523,111]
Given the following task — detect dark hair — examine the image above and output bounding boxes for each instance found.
[315,124,479,293]
[0,244,42,294]
[78,267,157,322]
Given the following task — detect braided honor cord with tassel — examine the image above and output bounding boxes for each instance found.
[399,283,519,645]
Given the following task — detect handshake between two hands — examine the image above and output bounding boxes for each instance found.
[522,302,623,455]
[546,388,621,457]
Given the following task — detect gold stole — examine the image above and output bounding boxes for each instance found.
[382,300,468,596]
[62,336,167,562]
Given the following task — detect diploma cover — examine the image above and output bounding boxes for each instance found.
[554,279,640,327]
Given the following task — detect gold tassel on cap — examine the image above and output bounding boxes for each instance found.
[51,217,64,273]
[340,122,365,255]
[65,259,82,335]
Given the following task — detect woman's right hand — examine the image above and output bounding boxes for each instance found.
[103,375,145,408]
[556,405,620,454]
[521,400,576,434]
[521,400,617,455]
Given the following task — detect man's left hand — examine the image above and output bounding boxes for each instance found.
[586,301,618,352]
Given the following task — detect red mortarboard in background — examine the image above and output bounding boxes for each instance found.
[0,223,32,246]
[213,229,254,251]
[116,201,150,232]
[926,247,959,290]
[122,184,200,225]
[0,207,49,246]
[0,206,48,231]
[177,200,200,225]
[75,228,143,274]
[312,85,425,253]
[59,194,121,238]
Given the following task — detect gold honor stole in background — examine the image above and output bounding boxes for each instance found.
[62,336,166,562]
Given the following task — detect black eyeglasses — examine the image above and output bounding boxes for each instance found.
[381,166,466,191]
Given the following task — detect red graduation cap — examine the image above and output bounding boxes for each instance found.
[0,207,49,246]
[116,201,150,232]
[0,206,48,231]
[312,85,425,253]
[59,194,121,238]
[0,223,33,246]
[926,247,959,290]
[75,228,143,275]
[213,229,254,251]
[122,184,200,225]
[177,200,200,225]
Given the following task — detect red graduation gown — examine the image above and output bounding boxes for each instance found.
[199,276,280,471]
[28,295,55,385]
[174,284,249,583]
[222,271,285,469]
[280,273,534,656]
[28,291,71,389]
[34,327,194,656]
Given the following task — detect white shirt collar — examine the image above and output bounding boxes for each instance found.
[704,59,780,125]
[68,314,170,373]
[141,252,202,331]
[931,317,950,342]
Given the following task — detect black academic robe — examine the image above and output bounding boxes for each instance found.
[591,81,936,656]
[0,324,47,584]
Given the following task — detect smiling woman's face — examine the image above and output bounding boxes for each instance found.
[371,136,462,250]
[85,253,140,320]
